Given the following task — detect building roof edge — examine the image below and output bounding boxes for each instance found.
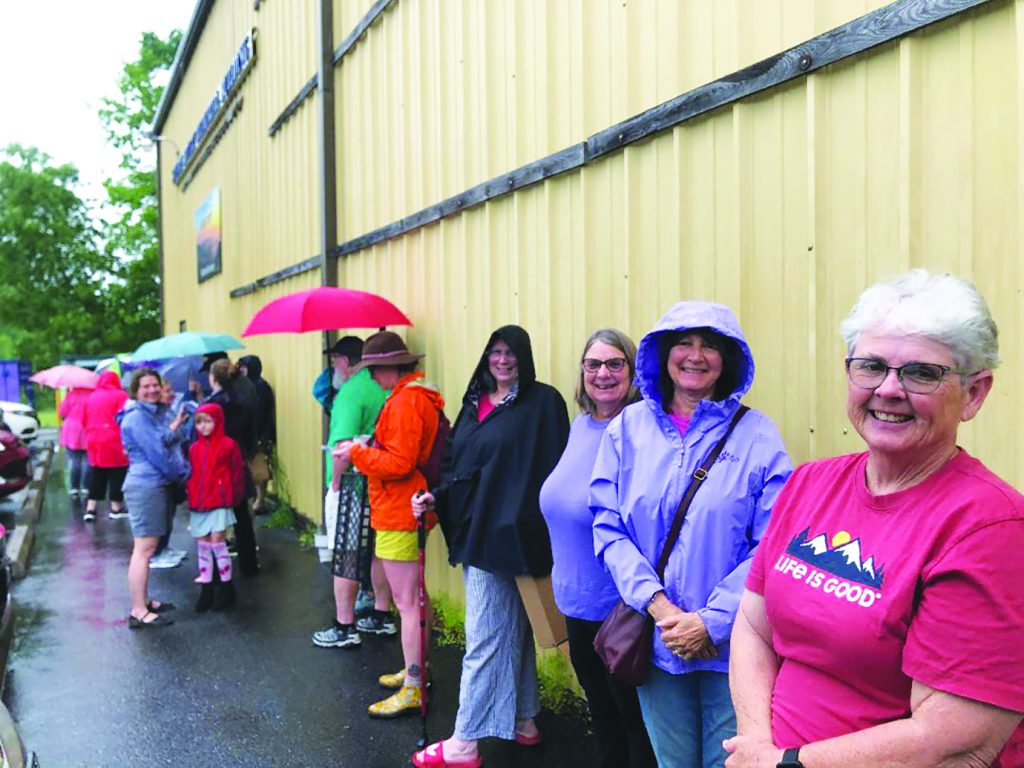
[152,0,215,133]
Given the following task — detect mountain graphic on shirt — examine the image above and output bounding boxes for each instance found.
[785,527,885,589]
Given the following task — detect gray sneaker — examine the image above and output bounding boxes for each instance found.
[312,624,362,649]
[149,550,182,570]
[356,611,398,636]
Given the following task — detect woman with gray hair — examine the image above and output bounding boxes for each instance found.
[539,328,655,768]
[726,270,1024,767]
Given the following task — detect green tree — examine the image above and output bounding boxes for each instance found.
[0,144,110,366]
[97,29,182,350]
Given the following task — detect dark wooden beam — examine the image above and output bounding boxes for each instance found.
[333,144,585,257]
[586,0,992,161]
[229,256,322,298]
[268,0,395,138]
[234,0,996,296]
[333,0,395,65]
[268,76,316,137]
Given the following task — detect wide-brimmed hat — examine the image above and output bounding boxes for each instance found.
[351,331,424,372]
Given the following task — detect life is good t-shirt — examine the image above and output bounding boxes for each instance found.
[747,450,1024,764]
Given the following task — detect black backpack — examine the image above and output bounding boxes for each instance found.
[417,409,451,490]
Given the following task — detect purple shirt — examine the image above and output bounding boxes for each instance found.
[539,414,622,621]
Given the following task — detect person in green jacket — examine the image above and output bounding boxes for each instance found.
[312,336,395,649]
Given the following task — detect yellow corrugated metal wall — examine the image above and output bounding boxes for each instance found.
[331,0,1024,599]
[160,0,326,521]
[157,0,1024,603]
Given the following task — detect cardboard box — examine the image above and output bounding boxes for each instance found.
[515,574,568,649]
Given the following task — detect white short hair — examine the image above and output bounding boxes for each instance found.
[839,269,999,372]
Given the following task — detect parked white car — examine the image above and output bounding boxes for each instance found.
[0,402,39,444]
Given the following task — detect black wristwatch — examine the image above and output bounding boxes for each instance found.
[777,747,803,768]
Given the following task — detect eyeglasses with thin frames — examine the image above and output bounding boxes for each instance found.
[845,357,963,395]
[582,357,628,373]
[488,349,517,361]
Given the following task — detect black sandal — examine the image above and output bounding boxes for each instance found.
[147,600,175,613]
[128,611,174,629]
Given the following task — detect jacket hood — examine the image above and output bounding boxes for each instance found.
[399,373,446,411]
[467,325,536,397]
[97,371,123,391]
[195,402,227,438]
[116,398,153,425]
[238,355,263,381]
[635,301,754,409]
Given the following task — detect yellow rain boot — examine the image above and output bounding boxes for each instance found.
[378,668,406,690]
[378,667,432,690]
[368,684,421,719]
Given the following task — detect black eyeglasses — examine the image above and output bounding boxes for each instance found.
[582,357,627,373]
[845,357,961,394]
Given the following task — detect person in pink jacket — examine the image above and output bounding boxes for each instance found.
[59,387,92,498]
[82,371,130,522]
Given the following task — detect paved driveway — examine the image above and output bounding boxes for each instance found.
[6,453,593,767]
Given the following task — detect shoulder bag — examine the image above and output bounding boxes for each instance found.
[593,405,749,686]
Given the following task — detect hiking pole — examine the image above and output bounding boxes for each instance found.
[415,490,429,750]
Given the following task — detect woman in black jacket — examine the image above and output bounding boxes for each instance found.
[412,326,569,768]
[206,359,260,576]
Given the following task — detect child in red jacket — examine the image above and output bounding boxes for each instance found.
[187,403,245,612]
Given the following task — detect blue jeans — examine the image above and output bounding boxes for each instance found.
[636,667,736,768]
[66,449,89,493]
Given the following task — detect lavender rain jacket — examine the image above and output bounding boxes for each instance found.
[590,301,792,675]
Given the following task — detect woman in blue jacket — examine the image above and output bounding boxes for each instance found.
[590,302,792,768]
[118,368,190,629]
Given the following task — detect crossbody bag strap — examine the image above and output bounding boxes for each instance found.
[654,405,749,579]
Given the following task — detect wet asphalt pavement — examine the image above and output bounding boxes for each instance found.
[4,446,594,767]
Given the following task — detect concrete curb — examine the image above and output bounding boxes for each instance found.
[8,526,33,580]
[8,441,53,580]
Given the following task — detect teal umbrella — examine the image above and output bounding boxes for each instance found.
[132,332,245,361]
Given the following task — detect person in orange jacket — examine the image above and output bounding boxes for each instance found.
[333,331,444,719]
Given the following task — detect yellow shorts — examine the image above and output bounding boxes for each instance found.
[374,529,419,562]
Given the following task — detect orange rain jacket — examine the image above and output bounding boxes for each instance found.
[350,372,444,532]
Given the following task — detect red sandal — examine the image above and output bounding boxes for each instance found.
[412,741,483,768]
[514,730,542,746]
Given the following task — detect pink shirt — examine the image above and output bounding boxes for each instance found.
[667,411,691,436]
[477,396,495,422]
[748,450,1024,764]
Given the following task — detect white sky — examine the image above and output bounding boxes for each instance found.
[0,1,196,212]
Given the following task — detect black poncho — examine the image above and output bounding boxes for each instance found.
[435,325,569,576]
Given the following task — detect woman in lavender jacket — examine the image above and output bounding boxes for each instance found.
[539,328,655,768]
[589,302,792,768]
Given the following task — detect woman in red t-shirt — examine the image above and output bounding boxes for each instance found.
[726,270,1024,768]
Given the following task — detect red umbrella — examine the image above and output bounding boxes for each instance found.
[30,365,100,390]
[241,287,412,336]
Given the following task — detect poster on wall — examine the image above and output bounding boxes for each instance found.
[195,187,222,282]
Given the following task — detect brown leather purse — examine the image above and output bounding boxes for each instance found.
[593,406,749,686]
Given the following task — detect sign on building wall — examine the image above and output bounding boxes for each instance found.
[173,31,257,186]
[195,187,222,282]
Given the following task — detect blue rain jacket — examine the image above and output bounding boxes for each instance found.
[118,400,190,490]
[590,301,792,675]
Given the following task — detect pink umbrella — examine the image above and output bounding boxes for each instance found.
[241,286,412,336]
[30,365,100,390]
